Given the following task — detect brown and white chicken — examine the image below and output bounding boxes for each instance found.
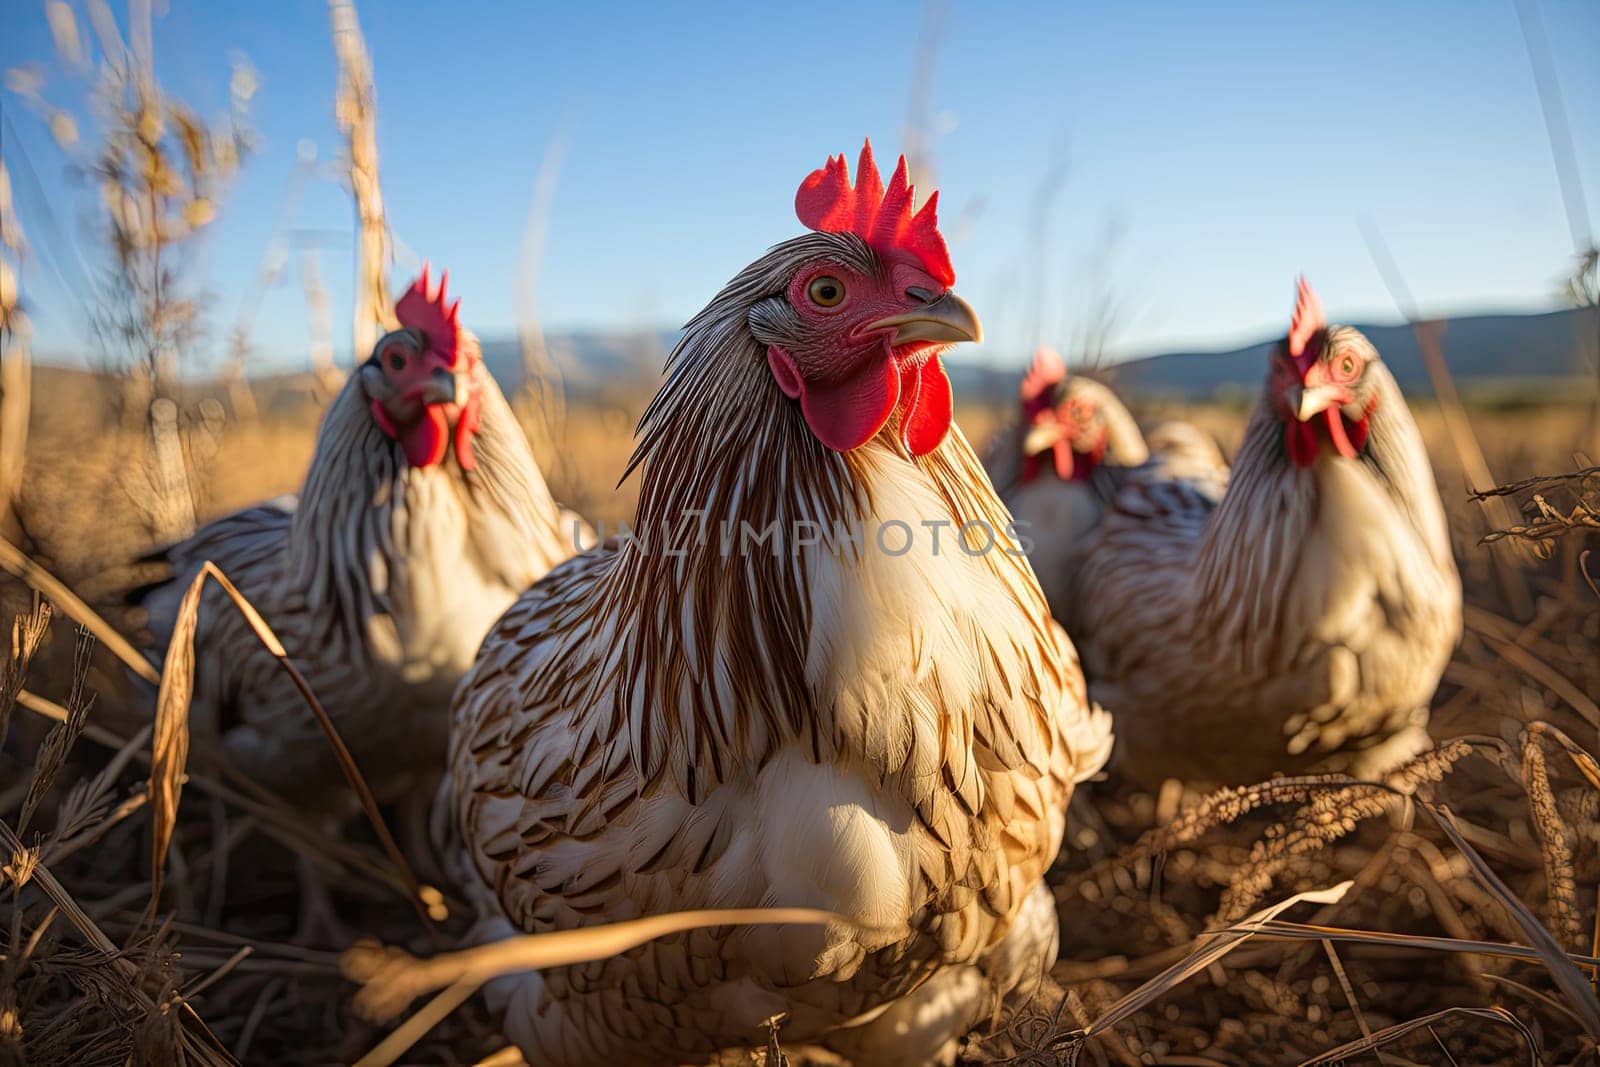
[135,270,584,912]
[1065,279,1460,786]
[443,142,1111,1066]
[983,348,1156,621]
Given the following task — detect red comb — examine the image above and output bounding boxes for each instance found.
[1021,346,1066,405]
[395,262,463,366]
[1286,275,1325,373]
[795,139,955,287]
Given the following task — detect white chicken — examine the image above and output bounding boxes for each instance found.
[983,347,1155,622]
[136,269,585,936]
[443,142,1111,1065]
[1066,279,1460,786]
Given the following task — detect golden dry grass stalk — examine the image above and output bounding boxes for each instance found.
[329,0,396,356]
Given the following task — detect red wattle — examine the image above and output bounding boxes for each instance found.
[1052,439,1075,480]
[453,395,481,471]
[1285,420,1319,467]
[1070,439,1106,481]
[1285,411,1370,466]
[897,355,952,456]
[401,406,450,468]
[1343,412,1370,452]
[1323,409,1360,459]
[369,398,399,440]
[775,345,953,457]
[793,355,902,453]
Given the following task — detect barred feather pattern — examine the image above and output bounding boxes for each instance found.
[445,232,1112,1067]
[982,375,1153,623]
[138,346,579,805]
[1066,327,1460,786]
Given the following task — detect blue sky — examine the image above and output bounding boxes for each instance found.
[3,0,1597,374]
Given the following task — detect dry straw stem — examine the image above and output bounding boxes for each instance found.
[0,534,433,916]
[1298,1005,1537,1067]
[1,598,51,749]
[1063,881,1354,1050]
[1063,742,1479,906]
[1472,464,1600,502]
[1206,918,1600,970]
[0,819,235,1063]
[0,533,159,684]
[0,156,31,538]
[147,561,206,908]
[350,977,479,1067]
[146,559,439,929]
[15,685,406,895]
[343,907,845,1032]
[329,0,396,357]
[1520,727,1583,952]
[1413,320,1532,568]
[18,625,95,835]
[1523,720,1600,789]
[1472,464,1600,552]
[1426,803,1600,1042]
[1465,604,1599,728]
[1362,223,1538,608]
[514,118,573,479]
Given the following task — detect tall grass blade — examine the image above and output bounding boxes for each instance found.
[1428,803,1600,1040]
[0,534,159,684]
[147,565,206,910]
[1077,881,1352,1041]
[1298,1005,1537,1067]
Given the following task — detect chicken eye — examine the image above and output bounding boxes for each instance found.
[386,347,408,372]
[1339,354,1357,378]
[807,276,846,308]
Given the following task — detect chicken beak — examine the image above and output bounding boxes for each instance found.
[418,366,458,406]
[868,292,983,346]
[1022,421,1066,456]
[1288,383,1344,422]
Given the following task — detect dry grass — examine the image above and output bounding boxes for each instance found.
[1,374,1597,1065]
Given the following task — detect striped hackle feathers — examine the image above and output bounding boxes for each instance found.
[136,317,580,808]
[1064,286,1460,787]
[445,227,1110,1066]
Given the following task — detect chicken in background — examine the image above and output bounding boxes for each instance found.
[983,347,1152,621]
[133,269,589,940]
[1065,278,1461,787]
[442,142,1112,1067]
[1139,418,1231,492]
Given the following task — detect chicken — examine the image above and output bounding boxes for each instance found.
[982,348,1151,621]
[1139,419,1230,491]
[134,269,584,887]
[443,142,1112,1067]
[1065,279,1461,786]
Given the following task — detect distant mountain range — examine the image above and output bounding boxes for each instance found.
[477,307,1597,403]
[31,307,1597,408]
[1112,307,1597,398]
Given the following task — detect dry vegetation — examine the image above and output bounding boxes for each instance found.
[4,2,1599,1064]
[2,373,1597,1066]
